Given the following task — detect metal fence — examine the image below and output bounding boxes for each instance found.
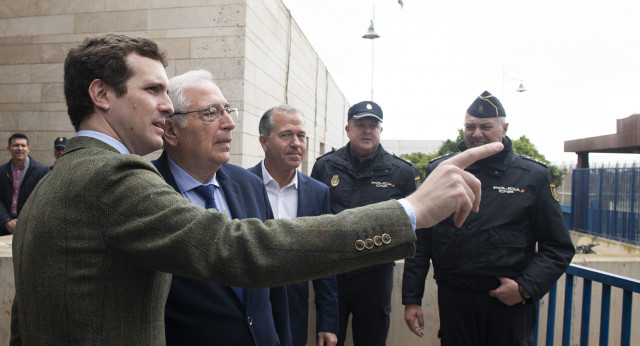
[571,168,640,246]
[534,264,640,346]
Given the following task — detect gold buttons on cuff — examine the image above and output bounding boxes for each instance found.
[381,233,391,244]
[355,239,366,251]
[373,235,383,246]
[364,238,374,249]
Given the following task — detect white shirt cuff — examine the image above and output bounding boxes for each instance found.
[398,198,416,231]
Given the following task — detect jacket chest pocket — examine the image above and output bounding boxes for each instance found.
[487,226,528,269]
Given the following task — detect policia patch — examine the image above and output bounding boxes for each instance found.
[550,184,559,202]
[331,174,340,187]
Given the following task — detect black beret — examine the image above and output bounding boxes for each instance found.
[467,91,506,118]
[348,101,383,122]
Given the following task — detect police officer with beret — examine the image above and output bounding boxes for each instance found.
[402,91,575,345]
[311,101,421,346]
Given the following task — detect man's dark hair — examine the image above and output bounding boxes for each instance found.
[259,105,301,137]
[8,133,28,146]
[64,33,169,131]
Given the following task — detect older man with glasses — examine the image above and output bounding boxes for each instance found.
[152,69,292,346]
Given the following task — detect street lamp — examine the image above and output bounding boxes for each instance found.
[363,16,379,101]
[502,67,527,98]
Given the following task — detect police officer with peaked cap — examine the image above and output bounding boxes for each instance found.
[311,101,421,346]
[402,91,575,345]
[51,136,68,168]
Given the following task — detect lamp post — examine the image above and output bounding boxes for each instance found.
[502,67,527,98]
[363,13,379,101]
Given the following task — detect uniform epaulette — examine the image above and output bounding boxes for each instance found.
[392,153,415,167]
[519,154,548,168]
[315,148,336,161]
[429,152,456,164]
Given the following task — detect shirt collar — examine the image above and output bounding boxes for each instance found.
[77,130,131,154]
[260,160,298,189]
[167,154,219,194]
[12,156,30,170]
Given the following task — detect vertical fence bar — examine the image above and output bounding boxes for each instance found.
[599,284,611,346]
[631,169,637,244]
[621,290,632,346]
[612,169,618,240]
[534,300,539,346]
[562,274,574,346]
[580,279,592,346]
[546,283,557,345]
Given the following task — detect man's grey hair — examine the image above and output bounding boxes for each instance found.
[168,69,216,128]
[258,105,304,137]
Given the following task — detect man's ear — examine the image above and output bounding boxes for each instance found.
[259,134,268,151]
[162,119,180,147]
[88,79,110,111]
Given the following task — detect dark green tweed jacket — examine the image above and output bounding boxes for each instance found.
[11,136,415,345]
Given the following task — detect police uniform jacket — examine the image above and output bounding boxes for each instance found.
[402,137,574,304]
[311,143,419,274]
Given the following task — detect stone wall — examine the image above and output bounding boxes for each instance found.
[0,0,348,172]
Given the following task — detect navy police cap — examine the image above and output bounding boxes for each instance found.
[348,101,383,122]
[467,91,506,118]
[54,137,68,149]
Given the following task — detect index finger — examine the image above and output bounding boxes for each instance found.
[445,142,504,169]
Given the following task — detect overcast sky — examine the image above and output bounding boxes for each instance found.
[281,0,640,165]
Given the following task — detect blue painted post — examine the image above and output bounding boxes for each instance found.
[599,284,611,346]
[621,290,632,346]
[562,274,574,346]
[546,284,557,345]
[580,279,592,346]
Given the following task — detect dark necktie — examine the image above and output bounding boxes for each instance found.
[192,184,217,210]
[191,184,243,303]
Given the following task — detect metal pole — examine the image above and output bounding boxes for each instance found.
[371,38,375,101]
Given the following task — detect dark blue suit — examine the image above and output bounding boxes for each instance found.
[249,163,339,345]
[153,152,292,346]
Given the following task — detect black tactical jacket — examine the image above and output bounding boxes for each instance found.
[402,137,575,304]
[311,143,420,274]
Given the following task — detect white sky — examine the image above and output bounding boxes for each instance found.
[281,0,640,165]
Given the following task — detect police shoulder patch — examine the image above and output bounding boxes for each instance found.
[550,183,559,202]
[315,148,336,161]
[519,155,548,168]
[392,153,415,167]
[429,152,456,164]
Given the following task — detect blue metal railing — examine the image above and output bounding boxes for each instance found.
[534,264,640,345]
[571,168,640,245]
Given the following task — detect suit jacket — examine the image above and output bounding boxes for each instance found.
[11,136,415,345]
[153,152,291,346]
[248,163,339,345]
[0,156,49,235]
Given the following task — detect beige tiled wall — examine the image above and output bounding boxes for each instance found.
[0,0,348,170]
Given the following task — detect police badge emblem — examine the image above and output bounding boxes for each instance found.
[550,184,559,202]
[331,174,339,187]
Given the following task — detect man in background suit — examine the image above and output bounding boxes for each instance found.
[249,105,339,346]
[1,133,49,235]
[153,70,291,346]
[11,33,502,344]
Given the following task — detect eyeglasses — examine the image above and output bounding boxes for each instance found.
[170,105,239,122]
